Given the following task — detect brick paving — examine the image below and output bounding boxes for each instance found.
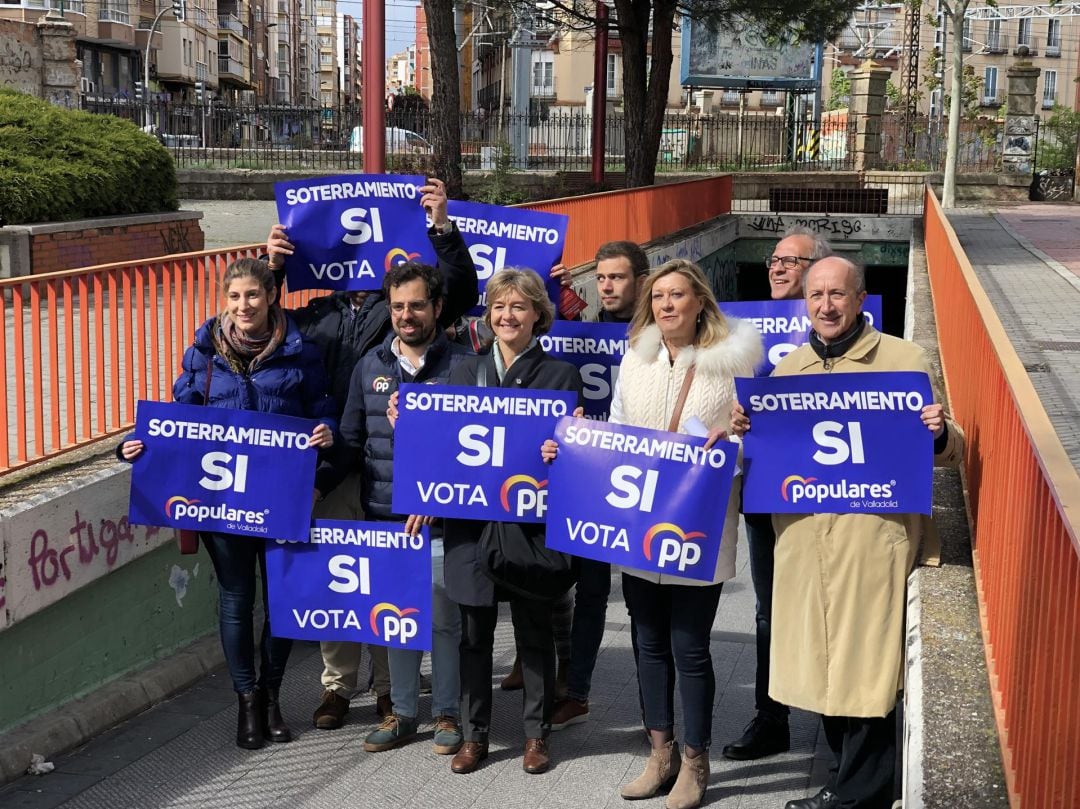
[947,203,1080,470]
[0,548,831,809]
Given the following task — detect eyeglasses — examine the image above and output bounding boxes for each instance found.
[389,300,432,315]
[765,255,813,270]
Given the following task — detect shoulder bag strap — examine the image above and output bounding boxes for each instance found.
[477,358,488,388]
[667,365,696,433]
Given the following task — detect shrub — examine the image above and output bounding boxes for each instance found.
[0,88,178,225]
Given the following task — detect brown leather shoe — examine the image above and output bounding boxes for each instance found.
[312,689,350,730]
[522,737,550,774]
[451,740,489,774]
[375,693,392,719]
[499,657,524,690]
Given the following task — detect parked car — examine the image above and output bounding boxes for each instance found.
[348,126,433,154]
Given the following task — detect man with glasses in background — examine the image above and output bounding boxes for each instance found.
[722,227,833,762]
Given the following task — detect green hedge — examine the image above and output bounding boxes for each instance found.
[0,89,179,225]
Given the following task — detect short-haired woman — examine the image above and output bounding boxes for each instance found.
[120,258,336,750]
[441,269,583,776]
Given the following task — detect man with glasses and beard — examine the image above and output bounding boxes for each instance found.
[322,260,472,756]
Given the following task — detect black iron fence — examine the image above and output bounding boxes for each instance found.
[81,99,1014,199]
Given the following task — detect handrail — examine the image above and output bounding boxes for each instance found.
[923,184,1080,808]
[0,247,324,475]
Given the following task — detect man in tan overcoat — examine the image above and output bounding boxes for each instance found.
[731,256,964,809]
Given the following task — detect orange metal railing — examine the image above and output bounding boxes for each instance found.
[0,248,324,475]
[0,177,733,475]
[524,175,733,267]
[923,185,1080,808]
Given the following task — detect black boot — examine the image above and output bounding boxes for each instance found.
[236,691,264,750]
[263,687,293,743]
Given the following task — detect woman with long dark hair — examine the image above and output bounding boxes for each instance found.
[121,258,336,750]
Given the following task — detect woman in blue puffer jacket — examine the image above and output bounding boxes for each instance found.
[120,258,336,750]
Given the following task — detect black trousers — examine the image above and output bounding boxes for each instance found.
[821,705,897,809]
[459,599,555,741]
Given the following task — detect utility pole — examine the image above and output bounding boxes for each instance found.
[508,11,532,168]
[591,1,609,185]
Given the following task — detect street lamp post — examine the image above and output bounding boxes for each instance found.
[145,0,184,128]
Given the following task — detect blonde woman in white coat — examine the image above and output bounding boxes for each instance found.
[547,259,761,809]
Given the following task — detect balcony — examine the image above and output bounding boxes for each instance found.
[983,33,1007,54]
[761,92,784,107]
[1013,39,1037,56]
[218,14,242,34]
[981,94,1004,108]
[1046,44,1060,57]
[721,91,740,106]
[219,56,246,80]
[1042,97,1056,109]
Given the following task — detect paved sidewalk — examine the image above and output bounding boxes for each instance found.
[0,539,830,809]
[947,203,1080,469]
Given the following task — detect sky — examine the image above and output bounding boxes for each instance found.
[336,0,420,58]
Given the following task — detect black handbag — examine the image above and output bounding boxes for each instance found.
[472,357,577,600]
[477,520,577,601]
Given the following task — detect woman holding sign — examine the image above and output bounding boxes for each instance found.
[440,269,583,776]
[120,258,336,751]
[544,259,761,809]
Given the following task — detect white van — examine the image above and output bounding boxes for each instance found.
[348,126,433,154]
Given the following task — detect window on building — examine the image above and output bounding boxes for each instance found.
[1045,18,1062,48]
[1043,70,1057,107]
[987,19,1001,50]
[983,66,997,101]
[531,51,553,95]
[320,52,332,65]
[606,53,618,94]
[184,39,193,66]
[1017,18,1031,46]
[961,19,971,50]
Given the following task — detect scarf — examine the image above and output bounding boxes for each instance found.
[213,306,287,374]
[809,313,866,368]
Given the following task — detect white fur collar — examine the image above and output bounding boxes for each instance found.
[630,318,763,378]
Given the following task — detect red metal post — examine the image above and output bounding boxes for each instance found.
[362,0,386,173]
[591,1,608,186]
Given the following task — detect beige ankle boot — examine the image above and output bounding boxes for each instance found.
[620,740,681,800]
[664,749,709,809]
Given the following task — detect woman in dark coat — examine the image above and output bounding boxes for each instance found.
[441,269,582,776]
[120,258,336,750]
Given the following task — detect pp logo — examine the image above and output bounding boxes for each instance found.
[369,603,420,645]
[642,523,706,572]
[372,376,393,393]
[781,475,818,502]
[384,248,421,272]
[499,474,548,518]
[165,495,200,518]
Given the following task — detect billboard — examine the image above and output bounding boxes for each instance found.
[680,19,820,90]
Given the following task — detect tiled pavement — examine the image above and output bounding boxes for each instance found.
[947,204,1080,470]
[0,532,831,809]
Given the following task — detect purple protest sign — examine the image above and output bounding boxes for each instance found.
[722,296,883,376]
[274,173,437,292]
[127,400,318,541]
[392,384,577,523]
[446,199,568,314]
[545,417,738,581]
[266,521,433,649]
[538,321,628,420]
[736,371,934,514]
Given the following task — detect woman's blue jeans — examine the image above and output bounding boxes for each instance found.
[201,533,293,694]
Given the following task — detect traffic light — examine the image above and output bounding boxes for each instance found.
[195,80,205,104]
[171,0,185,21]
[134,81,144,102]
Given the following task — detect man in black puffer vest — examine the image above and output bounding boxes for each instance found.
[265,178,478,730]
[326,260,472,757]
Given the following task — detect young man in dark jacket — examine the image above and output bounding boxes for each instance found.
[265,178,478,729]
[325,260,472,756]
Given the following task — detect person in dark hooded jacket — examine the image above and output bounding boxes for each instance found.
[265,177,479,730]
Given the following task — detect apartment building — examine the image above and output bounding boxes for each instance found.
[922,3,1078,117]
[314,0,338,105]
[387,46,415,92]
[342,12,359,104]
